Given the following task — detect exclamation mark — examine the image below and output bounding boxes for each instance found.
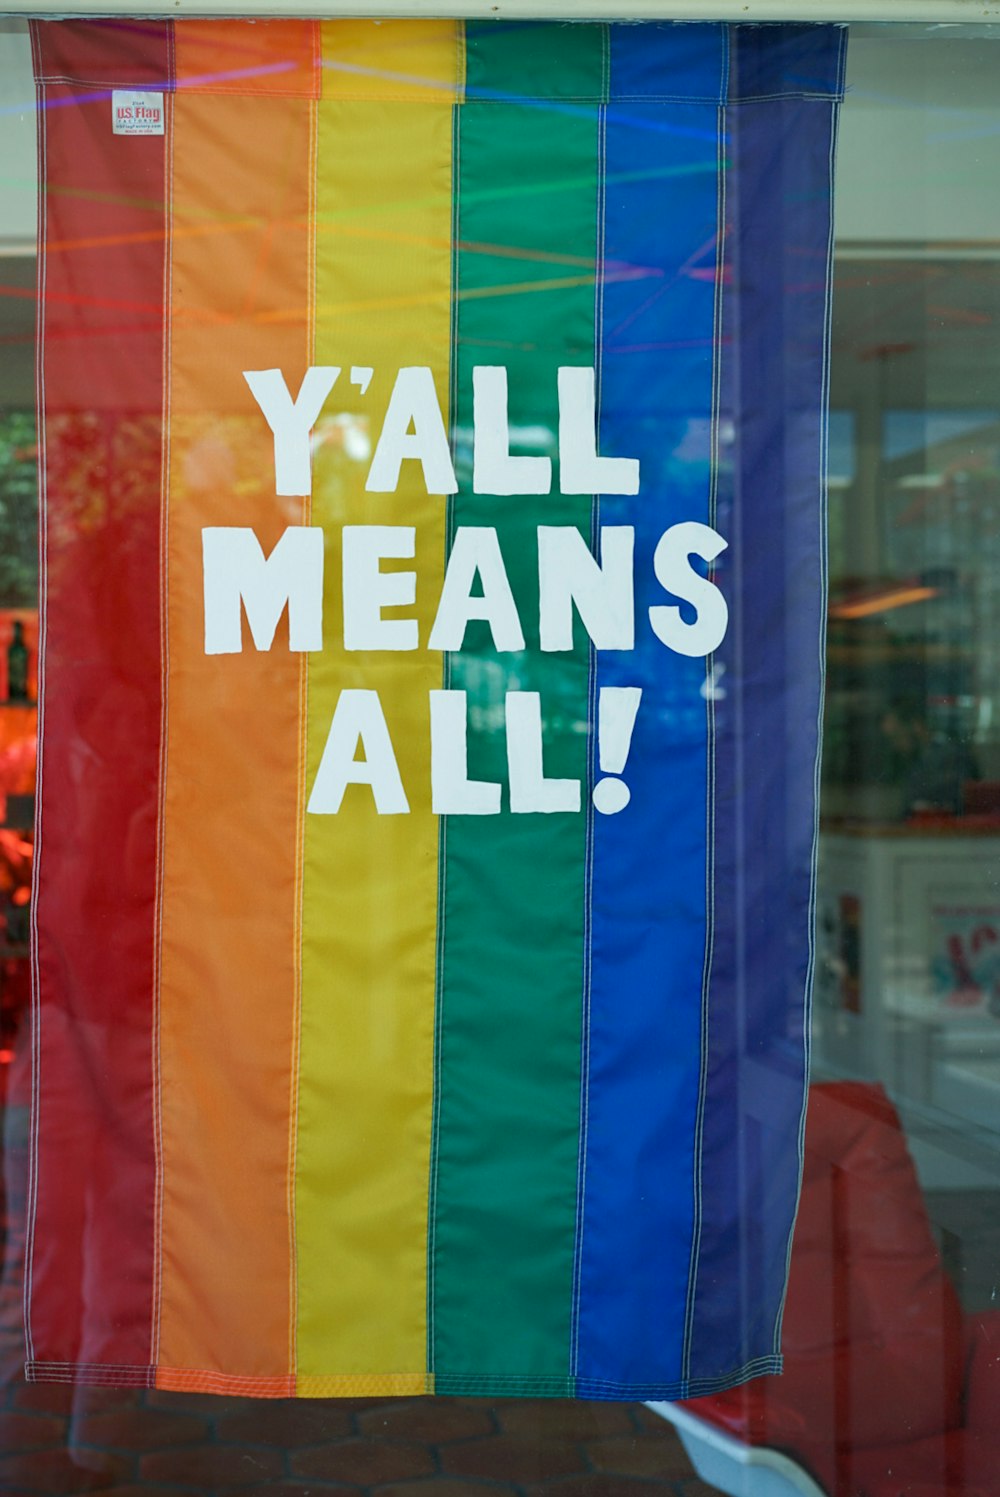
[592,686,642,815]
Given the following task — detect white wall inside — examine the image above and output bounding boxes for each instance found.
[838,32,1000,248]
[0,21,36,255]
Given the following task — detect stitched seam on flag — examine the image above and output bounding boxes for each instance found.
[434,1354,781,1395]
[427,94,461,1384]
[310,19,322,101]
[718,91,842,105]
[34,74,319,100]
[26,1356,781,1387]
[300,86,836,105]
[774,80,843,1362]
[170,89,315,100]
[23,1355,780,1398]
[156,1368,294,1391]
[681,84,727,1396]
[35,75,135,87]
[150,28,175,1373]
[26,1363,157,1386]
[570,27,608,1388]
[28,1366,154,1373]
[286,94,318,1390]
[32,71,841,108]
[297,1375,431,1395]
[726,79,752,1367]
[23,46,47,1371]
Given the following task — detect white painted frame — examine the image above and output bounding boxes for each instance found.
[4,0,1000,22]
[646,1403,827,1497]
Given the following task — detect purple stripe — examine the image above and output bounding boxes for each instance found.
[686,25,846,1383]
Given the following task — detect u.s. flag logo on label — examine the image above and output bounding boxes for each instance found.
[112,89,164,136]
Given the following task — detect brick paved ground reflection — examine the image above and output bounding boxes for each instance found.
[0,1098,707,1497]
[0,1380,709,1497]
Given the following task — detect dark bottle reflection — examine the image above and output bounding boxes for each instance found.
[5,621,28,705]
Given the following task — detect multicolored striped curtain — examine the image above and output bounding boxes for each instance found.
[26,18,845,1399]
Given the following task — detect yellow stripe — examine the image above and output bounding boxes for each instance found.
[298,1373,434,1397]
[296,20,460,1381]
[321,18,463,103]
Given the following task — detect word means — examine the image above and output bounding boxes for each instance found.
[202,522,728,659]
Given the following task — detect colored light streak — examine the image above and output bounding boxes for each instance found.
[829,584,939,620]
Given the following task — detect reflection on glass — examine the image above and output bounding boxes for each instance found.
[819,252,1000,1176]
[1,14,1000,1495]
[816,32,1000,1344]
[0,414,36,1263]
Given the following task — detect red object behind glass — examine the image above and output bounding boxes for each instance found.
[680,1083,1000,1496]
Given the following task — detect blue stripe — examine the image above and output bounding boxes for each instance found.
[608,21,725,102]
[686,25,846,1383]
[574,22,723,1393]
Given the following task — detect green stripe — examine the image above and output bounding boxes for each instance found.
[465,18,607,100]
[431,22,604,1391]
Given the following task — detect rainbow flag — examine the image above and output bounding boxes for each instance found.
[26,18,845,1398]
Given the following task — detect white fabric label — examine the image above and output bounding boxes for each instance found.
[112,91,165,137]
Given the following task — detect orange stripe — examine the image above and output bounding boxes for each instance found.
[174,19,321,98]
[155,1368,295,1397]
[156,87,311,1379]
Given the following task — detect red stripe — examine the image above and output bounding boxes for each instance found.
[27,22,170,1372]
[33,18,172,89]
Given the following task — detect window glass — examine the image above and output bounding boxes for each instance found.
[0,17,998,1495]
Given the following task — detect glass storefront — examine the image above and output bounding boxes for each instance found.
[819,26,1000,1206]
[1,13,999,1494]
